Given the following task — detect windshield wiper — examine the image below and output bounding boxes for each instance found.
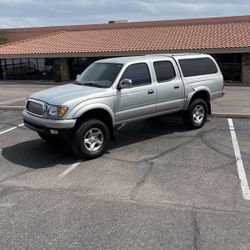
[82,82,105,88]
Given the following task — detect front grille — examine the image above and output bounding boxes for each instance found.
[27,101,44,116]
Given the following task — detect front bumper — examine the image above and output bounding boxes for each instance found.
[23,110,76,141]
[23,110,76,130]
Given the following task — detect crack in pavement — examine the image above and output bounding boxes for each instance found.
[200,134,237,159]
[0,182,248,215]
[202,160,238,177]
[0,168,35,184]
[103,155,137,164]
[105,137,198,202]
[106,137,197,164]
[105,126,229,203]
[233,182,241,211]
[130,161,154,200]
[0,186,24,199]
[139,138,196,163]
[191,209,201,250]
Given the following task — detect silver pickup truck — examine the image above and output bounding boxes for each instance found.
[23,53,224,159]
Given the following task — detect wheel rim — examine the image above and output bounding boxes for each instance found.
[192,105,205,124]
[84,128,104,152]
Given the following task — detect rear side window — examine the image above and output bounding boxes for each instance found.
[121,63,151,86]
[153,61,176,82]
[179,57,218,77]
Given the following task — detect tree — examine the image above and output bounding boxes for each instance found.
[0,33,7,44]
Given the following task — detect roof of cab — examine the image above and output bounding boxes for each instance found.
[96,53,210,64]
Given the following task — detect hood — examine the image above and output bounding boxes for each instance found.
[30,83,110,105]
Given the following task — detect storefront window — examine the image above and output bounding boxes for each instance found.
[0,58,59,80]
[213,54,242,82]
[69,57,105,79]
[69,57,88,79]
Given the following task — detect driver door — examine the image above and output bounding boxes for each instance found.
[114,63,156,123]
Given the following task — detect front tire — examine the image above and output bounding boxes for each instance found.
[183,98,208,129]
[71,119,110,159]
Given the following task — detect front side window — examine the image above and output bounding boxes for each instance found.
[153,61,176,82]
[120,63,151,86]
[77,63,123,88]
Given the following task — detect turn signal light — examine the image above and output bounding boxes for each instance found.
[59,107,68,117]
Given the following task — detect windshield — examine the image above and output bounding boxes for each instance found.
[76,63,123,88]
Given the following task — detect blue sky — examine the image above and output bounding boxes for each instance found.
[0,0,249,28]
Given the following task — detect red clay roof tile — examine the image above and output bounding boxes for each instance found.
[0,15,250,57]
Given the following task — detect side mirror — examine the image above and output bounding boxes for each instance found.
[118,79,132,90]
[76,74,80,80]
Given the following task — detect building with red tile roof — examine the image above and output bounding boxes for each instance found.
[0,15,249,83]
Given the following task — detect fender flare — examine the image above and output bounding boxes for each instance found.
[71,103,115,125]
[184,86,211,110]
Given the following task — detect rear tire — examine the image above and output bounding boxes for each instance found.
[183,98,208,129]
[71,119,110,160]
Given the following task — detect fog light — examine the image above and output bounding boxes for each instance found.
[50,129,59,135]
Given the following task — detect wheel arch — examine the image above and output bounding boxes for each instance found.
[74,107,115,140]
[186,88,211,114]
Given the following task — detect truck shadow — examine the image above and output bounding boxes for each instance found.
[111,115,187,149]
[1,139,78,169]
[1,115,188,169]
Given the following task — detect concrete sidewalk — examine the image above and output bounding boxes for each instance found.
[211,86,250,118]
[0,83,249,118]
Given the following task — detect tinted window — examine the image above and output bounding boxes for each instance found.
[121,63,151,86]
[154,61,176,82]
[179,58,218,77]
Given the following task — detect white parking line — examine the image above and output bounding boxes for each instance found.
[0,123,24,135]
[59,161,81,177]
[0,98,25,105]
[228,118,250,200]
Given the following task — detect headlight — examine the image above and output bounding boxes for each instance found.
[47,105,68,117]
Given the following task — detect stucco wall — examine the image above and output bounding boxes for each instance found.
[60,58,70,81]
[242,54,250,85]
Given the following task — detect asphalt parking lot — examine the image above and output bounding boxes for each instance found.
[0,109,250,250]
[0,82,57,108]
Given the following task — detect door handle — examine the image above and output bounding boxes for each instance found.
[148,89,154,94]
[174,85,180,89]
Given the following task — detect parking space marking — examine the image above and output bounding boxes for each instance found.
[59,161,81,177]
[0,123,24,135]
[0,98,25,105]
[228,118,250,200]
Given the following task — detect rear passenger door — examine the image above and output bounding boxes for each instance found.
[153,59,185,113]
[114,63,156,123]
